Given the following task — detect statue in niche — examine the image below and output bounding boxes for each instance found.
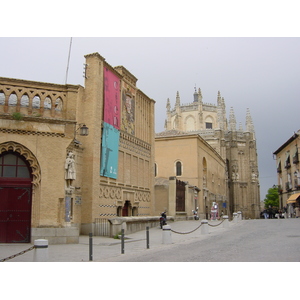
[232,165,239,181]
[65,152,76,188]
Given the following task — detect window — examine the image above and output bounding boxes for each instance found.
[0,91,5,105]
[176,161,182,176]
[32,95,41,109]
[205,122,213,129]
[8,93,17,106]
[20,94,29,107]
[44,97,52,109]
[0,153,30,178]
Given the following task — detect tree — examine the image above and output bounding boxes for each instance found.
[264,186,279,209]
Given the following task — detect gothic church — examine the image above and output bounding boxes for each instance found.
[162,88,260,219]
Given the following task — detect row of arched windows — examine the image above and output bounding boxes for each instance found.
[0,91,63,111]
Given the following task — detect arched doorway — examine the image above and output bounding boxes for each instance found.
[0,151,33,243]
[122,201,131,216]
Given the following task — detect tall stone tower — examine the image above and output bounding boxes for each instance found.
[164,89,260,219]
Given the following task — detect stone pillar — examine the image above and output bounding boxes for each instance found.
[222,215,229,228]
[162,225,172,244]
[201,219,209,234]
[233,212,238,223]
[33,239,48,262]
[237,211,242,221]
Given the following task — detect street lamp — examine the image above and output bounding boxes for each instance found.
[76,123,89,136]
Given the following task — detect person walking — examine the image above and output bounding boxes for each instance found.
[295,206,300,218]
[263,209,268,219]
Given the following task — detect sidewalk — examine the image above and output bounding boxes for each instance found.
[0,219,240,262]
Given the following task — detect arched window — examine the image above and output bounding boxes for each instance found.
[44,97,52,109]
[0,152,31,179]
[205,116,213,129]
[0,91,5,105]
[8,93,17,106]
[32,95,41,109]
[176,161,182,176]
[55,97,63,111]
[20,94,29,107]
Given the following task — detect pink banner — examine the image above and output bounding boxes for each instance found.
[104,67,121,130]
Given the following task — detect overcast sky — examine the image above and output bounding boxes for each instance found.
[1,2,300,202]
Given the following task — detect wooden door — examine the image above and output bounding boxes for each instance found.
[0,186,32,243]
[0,152,32,243]
[176,179,185,212]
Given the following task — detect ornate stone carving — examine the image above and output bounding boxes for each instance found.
[0,141,41,186]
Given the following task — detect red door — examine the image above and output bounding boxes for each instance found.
[122,201,130,216]
[0,152,32,243]
[0,186,32,243]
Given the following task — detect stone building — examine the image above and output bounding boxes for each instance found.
[158,88,260,219]
[155,131,226,220]
[273,129,300,214]
[0,52,155,244]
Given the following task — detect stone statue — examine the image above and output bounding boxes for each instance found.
[65,152,76,187]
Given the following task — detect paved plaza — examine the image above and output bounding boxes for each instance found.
[1,218,300,262]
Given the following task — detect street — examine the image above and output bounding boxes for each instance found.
[103,218,300,262]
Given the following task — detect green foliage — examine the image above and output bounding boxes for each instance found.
[113,232,122,239]
[264,186,279,208]
[12,112,23,120]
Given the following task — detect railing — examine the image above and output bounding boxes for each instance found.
[94,218,110,236]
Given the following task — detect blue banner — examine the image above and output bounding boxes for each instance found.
[100,122,120,179]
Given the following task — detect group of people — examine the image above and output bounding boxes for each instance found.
[262,205,300,219]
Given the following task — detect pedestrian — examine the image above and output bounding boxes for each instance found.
[268,206,273,219]
[295,206,300,218]
[263,209,268,219]
[283,206,287,218]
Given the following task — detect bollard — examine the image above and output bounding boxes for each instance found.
[201,219,209,235]
[233,212,238,223]
[33,239,48,262]
[237,211,242,221]
[222,215,229,228]
[89,233,93,261]
[146,226,150,249]
[162,225,172,244]
[121,229,125,254]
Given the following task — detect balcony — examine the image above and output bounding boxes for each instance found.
[286,181,292,191]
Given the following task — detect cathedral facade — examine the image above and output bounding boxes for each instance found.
[162,88,260,219]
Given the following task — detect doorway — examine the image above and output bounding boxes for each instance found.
[0,152,32,243]
[122,200,131,216]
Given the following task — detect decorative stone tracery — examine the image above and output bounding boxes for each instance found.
[0,141,41,186]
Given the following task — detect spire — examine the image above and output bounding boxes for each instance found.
[217,91,224,130]
[175,91,180,107]
[217,91,222,105]
[166,98,171,112]
[229,107,236,131]
[198,88,203,103]
[238,122,243,131]
[246,108,254,133]
[193,86,198,102]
